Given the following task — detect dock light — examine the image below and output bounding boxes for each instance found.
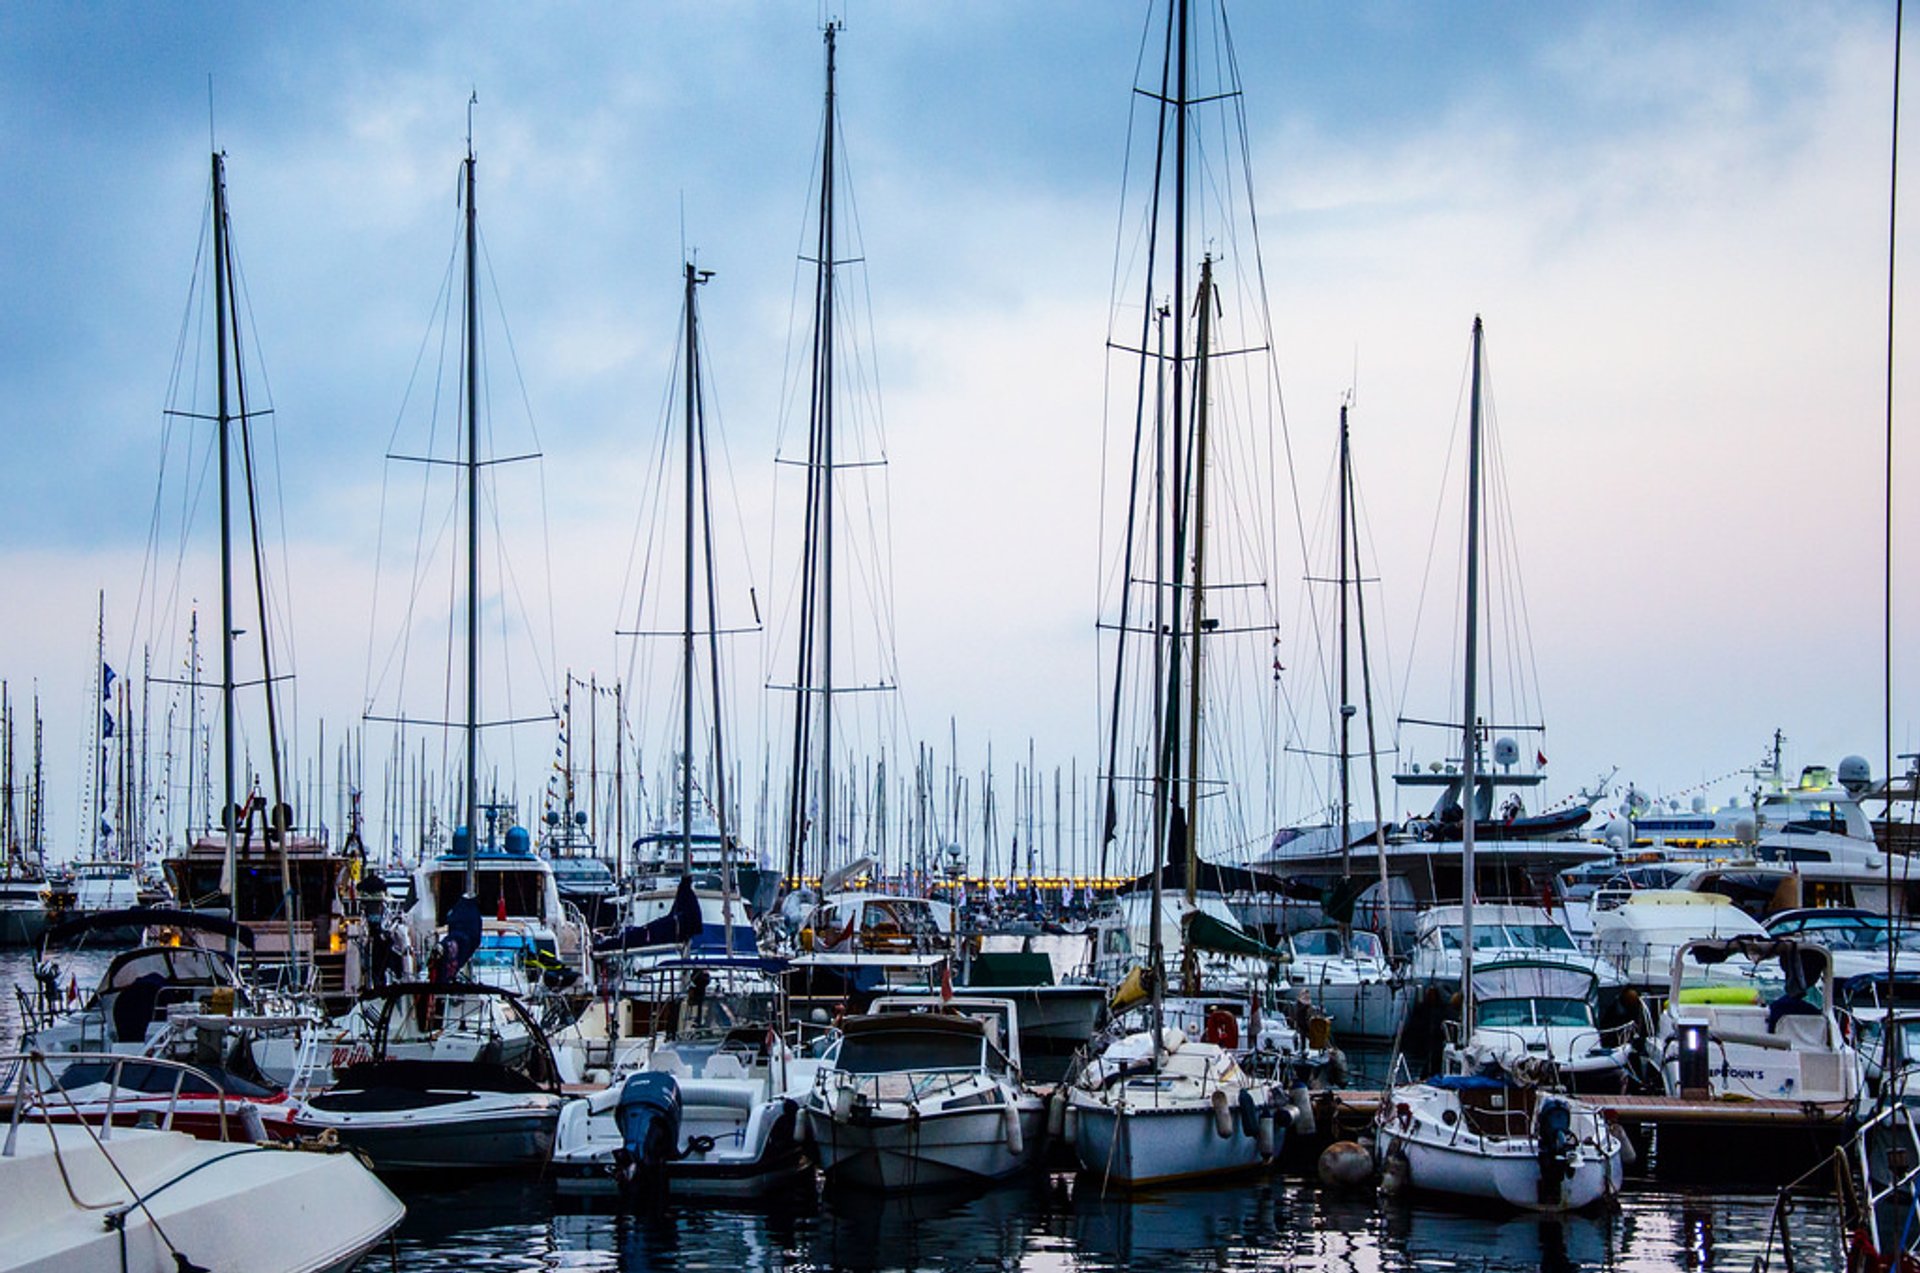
[1678,1022,1711,1100]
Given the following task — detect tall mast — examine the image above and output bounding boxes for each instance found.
[462,126,480,896]
[818,23,839,884]
[222,156,297,973]
[1460,315,1485,1034]
[1183,254,1215,917]
[692,267,739,947]
[1337,405,1351,884]
[682,261,701,875]
[1349,420,1395,958]
[210,152,241,949]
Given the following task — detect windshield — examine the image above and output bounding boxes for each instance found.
[1475,998,1592,1029]
[1439,924,1574,952]
[837,1026,983,1074]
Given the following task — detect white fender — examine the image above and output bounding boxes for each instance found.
[1003,1101,1026,1157]
[1211,1089,1234,1138]
[236,1102,267,1145]
[1062,1102,1079,1142]
[1046,1091,1066,1138]
[1289,1084,1317,1137]
[1256,1111,1277,1158]
[832,1084,856,1123]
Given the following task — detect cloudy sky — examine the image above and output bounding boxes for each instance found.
[1,1,1913,868]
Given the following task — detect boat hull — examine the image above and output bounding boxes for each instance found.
[297,1103,560,1173]
[1070,1097,1273,1187]
[805,1103,1042,1192]
[1379,1121,1622,1211]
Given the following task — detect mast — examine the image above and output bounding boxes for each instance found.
[1349,419,1395,958]
[1337,405,1352,885]
[1460,315,1486,1035]
[221,152,298,974]
[784,25,841,891]
[1148,298,1170,1061]
[462,125,480,897]
[682,260,701,875]
[1183,254,1215,920]
[691,265,739,949]
[211,155,238,930]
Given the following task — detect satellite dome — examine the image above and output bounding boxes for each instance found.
[1732,815,1757,845]
[1493,737,1520,767]
[1838,755,1873,796]
[1691,796,1707,813]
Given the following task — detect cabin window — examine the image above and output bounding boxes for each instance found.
[434,870,545,923]
[167,859,337,921]
[838,1027,984,1074]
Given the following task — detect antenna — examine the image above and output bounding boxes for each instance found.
[206,75,217,151]
[465,89,478,160]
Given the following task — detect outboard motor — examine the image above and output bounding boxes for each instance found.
[613,1072,683,1196]
[1535,1095,1579,1206]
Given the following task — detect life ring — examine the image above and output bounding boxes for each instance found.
[1202,1009,1239,1050]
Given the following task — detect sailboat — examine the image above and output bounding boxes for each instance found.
[1065,0,1294,1188]
[364,122,578,997]
[1372,318,1624,1213]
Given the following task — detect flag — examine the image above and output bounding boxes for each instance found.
[101,663,116,699]
[101,709,114,739]
[1536,750,1548,766]
[940,959,954,1004]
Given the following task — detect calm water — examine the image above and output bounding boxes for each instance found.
[3,948,1846,1272]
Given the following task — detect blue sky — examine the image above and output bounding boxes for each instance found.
[0,2,1912,865]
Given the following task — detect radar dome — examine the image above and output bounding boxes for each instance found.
[1691,796,1707,813]
[1839,755,1873,796]
[1732,815,1757,845]
[1493,737,1520,767]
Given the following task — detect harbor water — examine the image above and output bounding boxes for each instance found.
[2,951,1850,1272]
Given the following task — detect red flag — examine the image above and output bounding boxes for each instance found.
[940,960,954,1004]
[1536,750,1548,766]
[496,894,508,922]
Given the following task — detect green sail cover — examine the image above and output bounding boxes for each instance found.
[1183,909,1286,961]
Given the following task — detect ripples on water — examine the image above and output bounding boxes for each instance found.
[2,950,1847,1272]
[375,1165,1841,1271]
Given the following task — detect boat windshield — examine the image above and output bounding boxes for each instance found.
[1475,997,1592,1029]
[837,1025,983,1075]
[1439,924,1576,952]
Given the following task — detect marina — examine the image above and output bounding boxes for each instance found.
[4,0,1920,1270]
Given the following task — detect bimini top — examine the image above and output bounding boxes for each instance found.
[44,906,255,951]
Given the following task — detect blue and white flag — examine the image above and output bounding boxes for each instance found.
[101,663,116,700]
[101,708,114,739]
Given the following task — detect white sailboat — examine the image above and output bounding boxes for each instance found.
[1067,0,1294,1188]
[1372,318,1624,1213]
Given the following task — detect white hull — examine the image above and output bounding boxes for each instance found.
[0,1122,403,1273]
[806,1102,1043,1191]
[1379,1121,1621,1211]
[1375,1082,1623,1213]
[1070,1097,1270,1187]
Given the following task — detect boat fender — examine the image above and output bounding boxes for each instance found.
[1378,1140,1410,1196]
[1289,1084,1317,1137]
[1329,1047,1350,1087]
[1237,1087,1262,1138]
[1062,1101,1079,1142]
[1256,1111,1277,1158]
[1211,1089,1234,1139]
[1316,1139,1374,1188]
[1003,1102,1026,1156]
[236,1102,267,1145]
[832,1084,856,1124]
[1047,1091,1067,1138]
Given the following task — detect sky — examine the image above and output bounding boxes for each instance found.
[1,1,1916,871]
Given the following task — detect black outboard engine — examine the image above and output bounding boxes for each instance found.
[613,1072,683,1196]
[1535,1095,1579,1205]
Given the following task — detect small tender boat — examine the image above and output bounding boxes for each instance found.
[294,981,566,1173]
[0,1050,403,1273]
[550,956,823,1198]
[1374,1073,1623,1211]
[801,995,1044,1192]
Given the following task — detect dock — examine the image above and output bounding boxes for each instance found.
[1303,1089,1853,1184]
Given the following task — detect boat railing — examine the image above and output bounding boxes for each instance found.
[1,1049,254,1152]
[823,1066,984,1106]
